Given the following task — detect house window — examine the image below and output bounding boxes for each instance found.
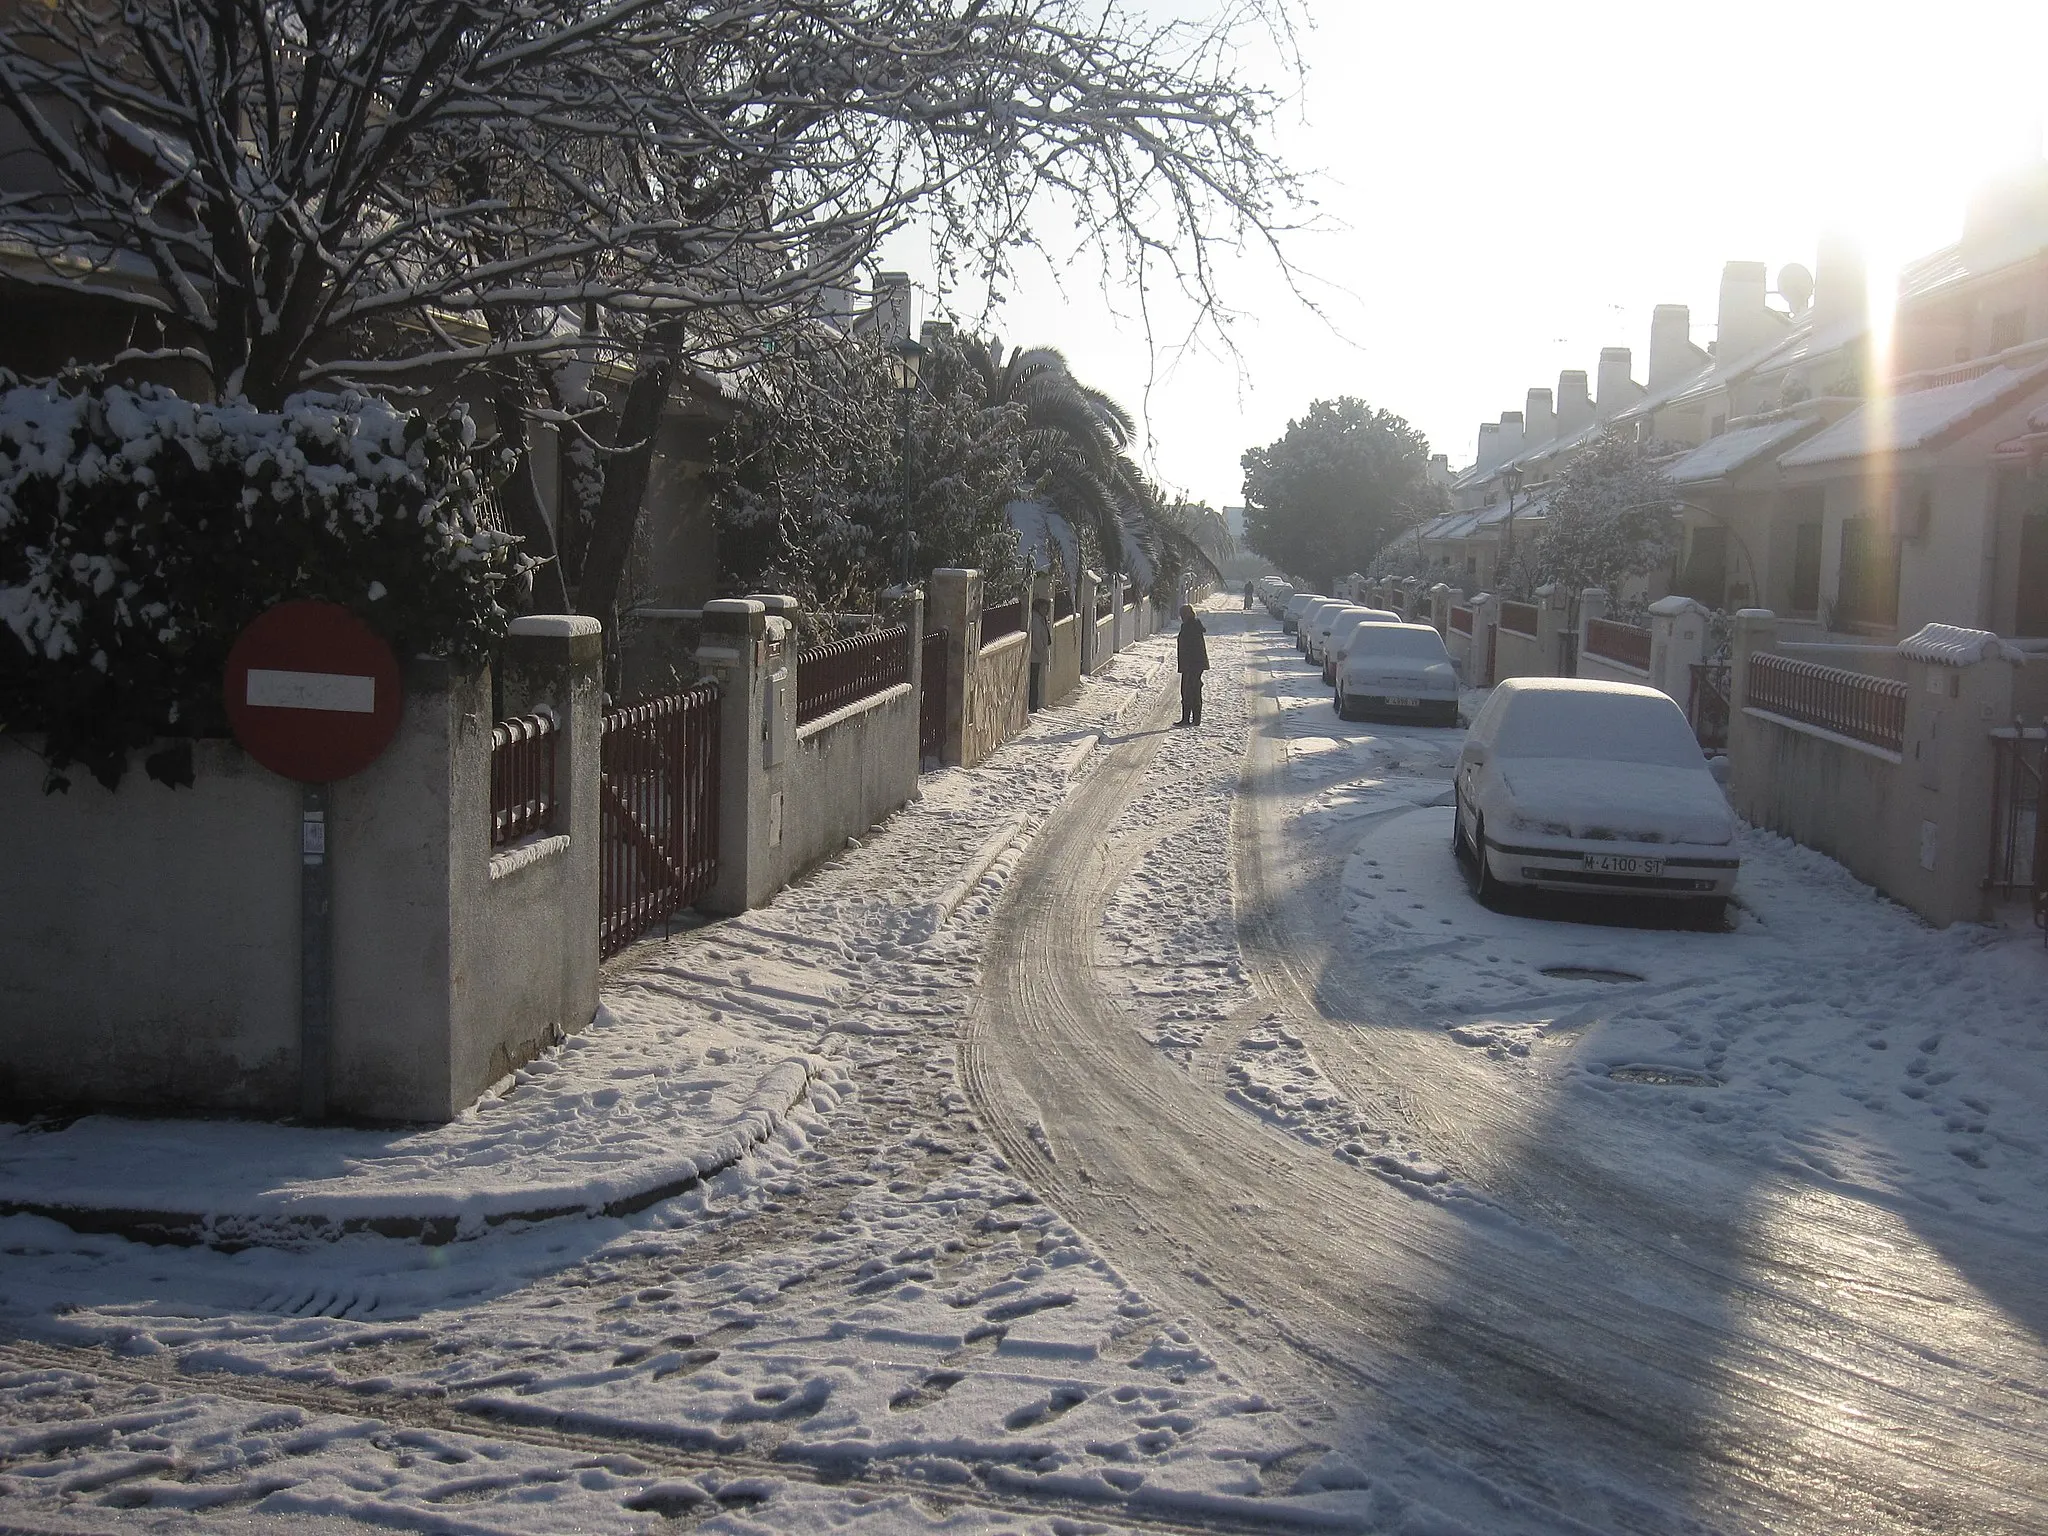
[1990,309,2026,353]
[1791,522,1822,614]
[1677,524,1727,606]
[1836,516,1899,628]
[2018,516,2048,637]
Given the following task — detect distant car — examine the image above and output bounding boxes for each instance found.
[1263,580,1294,617]
[1325,607,1402,684]
[1281,592,1322,635]
[1453,678,1739,922]
[1337,623,1459,724]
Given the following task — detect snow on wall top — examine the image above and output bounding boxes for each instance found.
[1665,418,1814,483]
[1897,623,2028,666]
[1779,361,2048,467]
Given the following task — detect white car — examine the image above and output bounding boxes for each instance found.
[1309,603,1368,668]
[1281,592,1322,635]
[1337,623,1460,725]
[1263,580,1295,617]
[1452,678,1739,921]
[1300,599,1346,660]
[1325,607,1402,684]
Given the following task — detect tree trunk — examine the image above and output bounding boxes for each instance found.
[492,391,572,615]
[573,329,678,621]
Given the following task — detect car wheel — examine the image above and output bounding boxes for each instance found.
[1451,787,1468,859]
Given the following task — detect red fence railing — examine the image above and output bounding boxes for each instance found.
[490,712,558,846]
[919,629,949,767]
[1585,617,1652,672]
[1450,605,1473,635]
[796,624,910,728]
[980,598,1024,648]
[1499,599,1540,637]
[600,682,721,959]
[1747,652,1907,752]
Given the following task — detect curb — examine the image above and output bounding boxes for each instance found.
[908,813,1029,942]
[0,1057,821,1252]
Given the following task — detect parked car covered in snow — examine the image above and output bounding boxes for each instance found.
[1325,607,1402,684]
[1308,603,1366,668]
[1281,592,1322,634]
[1302,600,1351,662]
[1452,678,1739,921]
[1296,598,1340,653]
[1336,623,1459,724]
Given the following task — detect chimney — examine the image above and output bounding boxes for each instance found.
[1648,305,1710,389]
[1595,348,1642,419]
[872,270,912,339]
[1810,233,1867,337]
[1475,421,1503,472]
[919,319,954,348]
[1556,370,1593,435]
[1497,410,1525,465]
[1715,260,1773,363]
[1524,387,1555,444]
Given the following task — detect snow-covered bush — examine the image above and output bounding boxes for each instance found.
[0,373,526,791]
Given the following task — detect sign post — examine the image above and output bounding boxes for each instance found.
[224,602,403,1120]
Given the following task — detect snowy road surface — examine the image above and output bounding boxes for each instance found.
[5,610,2048,1532]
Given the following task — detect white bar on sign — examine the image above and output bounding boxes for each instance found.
[247,667,376,713]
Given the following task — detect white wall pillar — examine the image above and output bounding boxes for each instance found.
[1467,593,1499,687]
[1647,595,1709,702]
[929,568,981,767]
[1077,569,1100,674]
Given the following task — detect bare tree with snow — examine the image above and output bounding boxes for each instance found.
[0,0,1307,615]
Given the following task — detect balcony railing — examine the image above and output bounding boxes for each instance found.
[1747,652,1907,752]
[1585,617,1652,672]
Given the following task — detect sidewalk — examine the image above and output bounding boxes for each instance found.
[0,642,1172,1249]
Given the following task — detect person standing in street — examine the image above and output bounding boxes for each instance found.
[1243,580,1255,610]
[1177,603,1209,727]
[1028,597,1053,712]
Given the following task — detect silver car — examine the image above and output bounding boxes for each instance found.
[1325,607,1401,685]
[1337,623,1460,725]
[1281,592,1322,635]
[1452,678,1739,922]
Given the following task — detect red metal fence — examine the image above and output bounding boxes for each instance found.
[1988,728,2048,943]
[490,712,558,846]
[1585,617,1652,672]
[1450,605,1473,635]
[1747,652,1907,752]
[796,624,909,727]
[1499,599,1540,637]
[919,629,949,767]
[980,598,1024,648]
[600,682,721,959]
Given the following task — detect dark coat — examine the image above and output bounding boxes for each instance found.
[1177,617,1209,674]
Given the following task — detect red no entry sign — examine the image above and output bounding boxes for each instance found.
[223,601,403,783]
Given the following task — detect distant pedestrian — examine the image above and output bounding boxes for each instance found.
[1242,580,1254,610]
[1176,603,1208,727]
[1028,597,1053,711]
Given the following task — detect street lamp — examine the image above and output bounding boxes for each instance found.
[890,337,925,586]
[1499,463,1525,588]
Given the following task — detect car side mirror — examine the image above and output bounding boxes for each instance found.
[1463,742,1488,766]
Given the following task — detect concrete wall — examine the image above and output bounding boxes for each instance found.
[1728,610,2016,927]
[1491,603,1548,682]
[1093,611,1115,671]
[0,621,605,1122]
[786,683,919,882]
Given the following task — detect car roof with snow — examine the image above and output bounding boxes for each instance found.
[1345,622,1451,658]
[1473,678,1705,766]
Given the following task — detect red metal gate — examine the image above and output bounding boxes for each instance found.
[600,681,721,959]
[919,629,949,768]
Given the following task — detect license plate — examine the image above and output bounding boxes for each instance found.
[1380,696,1419,708]
[1584,853,1664,876]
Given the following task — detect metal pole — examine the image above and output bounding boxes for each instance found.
[300,783,331,1120]
[898,385,914,585]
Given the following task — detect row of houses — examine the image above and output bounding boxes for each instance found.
[1393,159,2048,689]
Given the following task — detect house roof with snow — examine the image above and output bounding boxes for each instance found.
[1663,416,1821,483]
[1778,360,2048,468]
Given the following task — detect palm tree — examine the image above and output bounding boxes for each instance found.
[960,338,1219,593]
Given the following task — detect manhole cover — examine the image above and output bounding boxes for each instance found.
[1541,966,1644,984]
[1607,1064,1722,1088]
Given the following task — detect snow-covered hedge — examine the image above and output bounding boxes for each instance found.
[0,373,526,790]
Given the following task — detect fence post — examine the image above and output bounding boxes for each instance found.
[694,599,779,915]
[1578,587,1609,660]
[1077,569,1100,673]
[1899,636,2018,925]
[1647,595,1709,703]
[1110,574,1127,652]
[884,585,926,787]
[498,614,604,1029]
[1427,583,1450,635]
[1534,584,1568,676]
[1467,593,1498,686]
[930,568,981,767]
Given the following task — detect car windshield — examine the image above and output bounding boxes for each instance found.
[1349,629,1449,662]
[1494,691,1703,766]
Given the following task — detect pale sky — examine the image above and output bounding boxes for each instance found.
[884,0,2048,508]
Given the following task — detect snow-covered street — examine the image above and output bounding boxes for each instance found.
[7,607,2048,1534]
